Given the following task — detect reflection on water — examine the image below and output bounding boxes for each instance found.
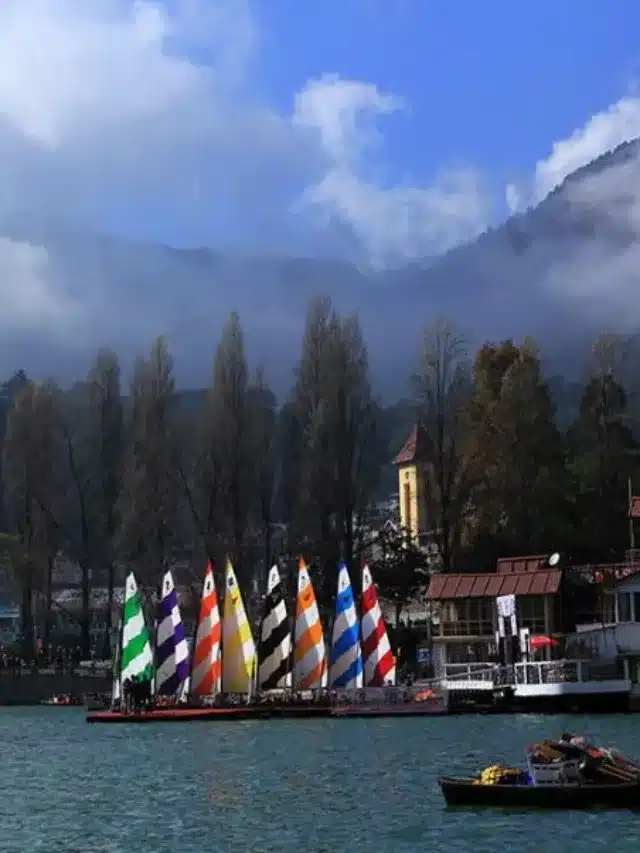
[2,709,640,852]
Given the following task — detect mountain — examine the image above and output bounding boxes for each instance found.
[2,139,640,398]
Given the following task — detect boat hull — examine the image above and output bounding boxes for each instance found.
[86,705,332,723]
[439,777,640,809]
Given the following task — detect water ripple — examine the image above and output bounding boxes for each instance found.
[1,710,639,852]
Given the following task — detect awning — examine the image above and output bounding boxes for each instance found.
[426,570,562,600]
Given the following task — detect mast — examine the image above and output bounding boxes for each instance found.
[111,612,123,709]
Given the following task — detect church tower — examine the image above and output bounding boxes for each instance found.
[393,423,430,542]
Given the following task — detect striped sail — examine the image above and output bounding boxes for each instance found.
[293,558,326,689]
[190,563,222,697]
[221,560,256,693]
[361,563,396,686]
[155,570,190,695]
[120,571,154,689]
[329,562,363,689]
[258,564,292,689]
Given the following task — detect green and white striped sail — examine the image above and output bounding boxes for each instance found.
[119,571,154,687]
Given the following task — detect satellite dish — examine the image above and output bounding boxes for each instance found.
[548,552,560,567]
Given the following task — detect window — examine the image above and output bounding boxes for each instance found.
[518,596,546,634]
[634,593,640,623]
[403,482,411,534]
[618,592,632,623]
[440,598,493,636]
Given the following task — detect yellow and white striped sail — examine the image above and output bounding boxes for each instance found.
[221,559,256,693]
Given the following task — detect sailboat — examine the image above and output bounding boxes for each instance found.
[329,562,363,689]
[221,559,257,694]
[330,561,448,717]
[119,571,154,694]
[258,564,292,690]
[361,562,396,687]
[292,558,327,690]
[155,570,190,698]
[190,562,222,700]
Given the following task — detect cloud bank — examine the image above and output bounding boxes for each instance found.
[0,0,639,380]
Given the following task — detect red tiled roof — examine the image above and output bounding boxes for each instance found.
[426,569,562,599]
[393,423,430,465]
[631,496,640,518]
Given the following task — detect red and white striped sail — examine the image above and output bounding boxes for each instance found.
[190,563,222,697]
[361,563,396,686]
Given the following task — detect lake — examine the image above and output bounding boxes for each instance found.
[2,709,640,852]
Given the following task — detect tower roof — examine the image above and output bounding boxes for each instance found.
[393,423,430,465]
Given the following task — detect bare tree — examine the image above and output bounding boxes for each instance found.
[290,297,341,598]
[247,368,278,588]
[87,349,123,652]
[324,313,377,574]
[117,336,182,589]
[412,317,472,572]
[290,297,377,602]
[3,381,60,658]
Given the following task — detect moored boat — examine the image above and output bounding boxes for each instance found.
[439,776,640,809]
[439,734,640,809]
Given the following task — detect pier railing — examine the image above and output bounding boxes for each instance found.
[442,658,630,692]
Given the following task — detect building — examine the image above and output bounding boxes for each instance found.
[393,423,430,543]
[426,554,633,712]
[427,554,562,673]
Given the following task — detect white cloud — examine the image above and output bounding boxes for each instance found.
[507,95,640,212]
[0,0,490,314]
[293,74,490,265]
[0,238,85,336]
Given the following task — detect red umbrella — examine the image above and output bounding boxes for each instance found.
[530,635,559,650]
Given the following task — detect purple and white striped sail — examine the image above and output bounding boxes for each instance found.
[155,570,190,696]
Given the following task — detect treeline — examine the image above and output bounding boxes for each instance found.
[0,297,637,657]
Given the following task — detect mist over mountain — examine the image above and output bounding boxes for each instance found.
[3,138,640,399]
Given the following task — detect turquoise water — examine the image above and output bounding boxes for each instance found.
[2,709,640,852]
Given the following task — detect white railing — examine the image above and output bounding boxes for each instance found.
[514,658,628,685]
[442,663,499,689]
[442,658,631,692]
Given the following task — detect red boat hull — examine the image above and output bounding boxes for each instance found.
[86,705,331,723]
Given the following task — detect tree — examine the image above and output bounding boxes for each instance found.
[3,381,60,657]
[566,334,638,561]
[412,317,472,572]
[289,297,341,600]
[116,336,182,588]
[290,297,378,603]
[247,369,278,589]
[467,339,566,561]
[369,523,428,628]
[87,350,124,652]
[327,313,378,575]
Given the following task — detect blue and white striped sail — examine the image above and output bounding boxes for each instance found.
[329,562,363,689]
[155,570,190,696]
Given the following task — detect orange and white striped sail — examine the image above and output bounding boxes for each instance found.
[190,563,222,697]
[293,558,327,689]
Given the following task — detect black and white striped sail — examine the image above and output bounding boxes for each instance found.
[258,565,292,689]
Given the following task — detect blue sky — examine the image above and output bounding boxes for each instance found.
[256,0,640,205]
